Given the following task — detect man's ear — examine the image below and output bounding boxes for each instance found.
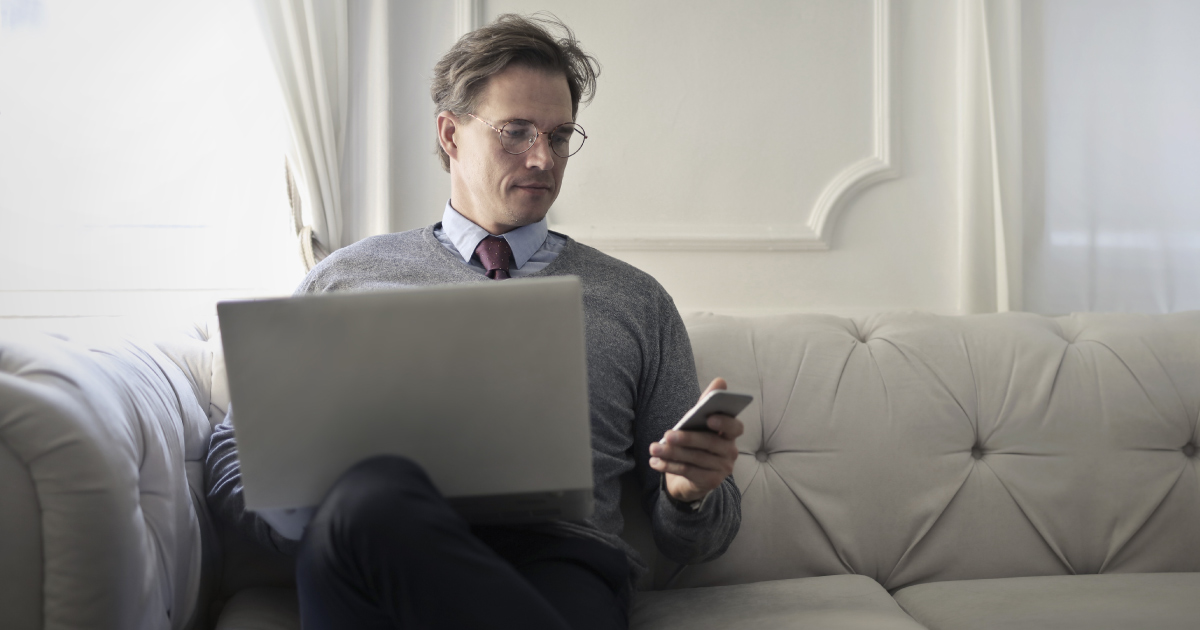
[436,111,459,162]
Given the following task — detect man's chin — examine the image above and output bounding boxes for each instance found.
[504,202,552,228]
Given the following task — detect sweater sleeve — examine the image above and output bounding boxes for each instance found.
[205,407,298,557]
[634,295,742,565]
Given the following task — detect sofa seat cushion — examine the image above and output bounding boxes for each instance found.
[214,587,299,630]
[631,574,927,629]
[893,572,1200,630]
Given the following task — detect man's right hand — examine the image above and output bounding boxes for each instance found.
[649,377,744,504]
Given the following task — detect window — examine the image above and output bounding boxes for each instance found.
[0,0,303,320]
[1023,0,1200,312]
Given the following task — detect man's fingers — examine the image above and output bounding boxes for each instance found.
[661,429,740,460]
[706,414,745,439]
[650,457,696,477]
[649,458,725,489]
[650,440,729,473]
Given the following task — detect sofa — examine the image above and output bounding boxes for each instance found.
[2,310,1198,629]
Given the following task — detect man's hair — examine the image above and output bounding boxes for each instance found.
[431,13,600,172]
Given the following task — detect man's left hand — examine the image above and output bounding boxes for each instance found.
[649,377,745,504]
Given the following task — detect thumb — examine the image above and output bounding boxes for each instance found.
[701,377,727,396]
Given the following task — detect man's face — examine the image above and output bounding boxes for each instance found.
[441,65,574,235]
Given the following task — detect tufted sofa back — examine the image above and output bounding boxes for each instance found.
[667,311,1200,591]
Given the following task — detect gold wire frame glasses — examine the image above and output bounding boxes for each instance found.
[465,113,588,158]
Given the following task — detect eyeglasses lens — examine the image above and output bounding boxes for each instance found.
[499,121,585,158]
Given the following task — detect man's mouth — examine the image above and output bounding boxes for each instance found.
[514,182,553,193]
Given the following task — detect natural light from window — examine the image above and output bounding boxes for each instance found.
[0,0,304,320]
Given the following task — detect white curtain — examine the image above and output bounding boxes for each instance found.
[1021,0,1200,313]
[960,0,1198,315]
[958,0,1024,314]
[254,0,391,271]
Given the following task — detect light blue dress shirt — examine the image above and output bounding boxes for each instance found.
[433,201,566,277]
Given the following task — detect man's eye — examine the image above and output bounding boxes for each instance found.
[503,122,535,138]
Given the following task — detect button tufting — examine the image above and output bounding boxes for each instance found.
[755,450,769,463]
[1184,443,1197,458]
[970,445,984,460]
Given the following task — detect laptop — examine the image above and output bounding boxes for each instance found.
[217,276,594,537]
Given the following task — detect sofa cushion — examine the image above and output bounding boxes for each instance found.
[631,574,927,629]
[893,572,1200,630]
[213,587,300,630]
[212,577,931,630]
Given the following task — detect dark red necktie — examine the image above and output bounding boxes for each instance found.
[475,235,514,280]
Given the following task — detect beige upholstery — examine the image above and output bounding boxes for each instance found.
[631,574,926,630]
[673,311,1200,591]
[2,311,1198,629]
[893,572,1200,630]
[0,437,42,629]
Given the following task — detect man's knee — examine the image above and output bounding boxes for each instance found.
[337,454,440,503]
[320,455,443,529]
[299,455,451,568]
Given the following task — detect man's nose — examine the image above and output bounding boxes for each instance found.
[524,133,556,170]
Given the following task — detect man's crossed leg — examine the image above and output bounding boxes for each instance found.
[295,456,630,630]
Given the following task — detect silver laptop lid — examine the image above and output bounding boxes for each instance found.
[218,276,593,522]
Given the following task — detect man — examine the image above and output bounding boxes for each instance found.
[206,14,742,630]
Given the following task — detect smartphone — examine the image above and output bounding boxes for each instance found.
[661,389,754,442]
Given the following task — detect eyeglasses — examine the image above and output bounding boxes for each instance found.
[465,113,587,159]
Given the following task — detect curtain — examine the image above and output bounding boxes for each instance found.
[958,0,1023,314]
[1021,0,1200,313]
[254,0,391,272]
[961,0,1200,315]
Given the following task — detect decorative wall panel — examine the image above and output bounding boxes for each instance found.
[489,0,900,250]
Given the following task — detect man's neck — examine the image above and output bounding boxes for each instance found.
[447,193,511,235]
[440,201,549,270]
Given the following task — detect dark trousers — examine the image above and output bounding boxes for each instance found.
[295,456,630,630]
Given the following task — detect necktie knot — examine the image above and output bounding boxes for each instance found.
[475,235,514,280]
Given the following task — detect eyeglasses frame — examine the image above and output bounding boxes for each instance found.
[465,112,588,159]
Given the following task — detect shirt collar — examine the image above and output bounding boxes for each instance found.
[441,201,548,269]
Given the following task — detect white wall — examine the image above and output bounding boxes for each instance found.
[387,0,460,237]
[391,0,973,316]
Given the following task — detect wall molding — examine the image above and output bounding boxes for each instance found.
[555,0,898,252]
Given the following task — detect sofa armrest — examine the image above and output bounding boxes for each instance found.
[0,424,43,630]
[0,332,213,630]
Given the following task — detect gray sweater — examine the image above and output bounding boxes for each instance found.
[205,225,741,582]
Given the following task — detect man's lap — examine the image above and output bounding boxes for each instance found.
[296,455,629,630]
